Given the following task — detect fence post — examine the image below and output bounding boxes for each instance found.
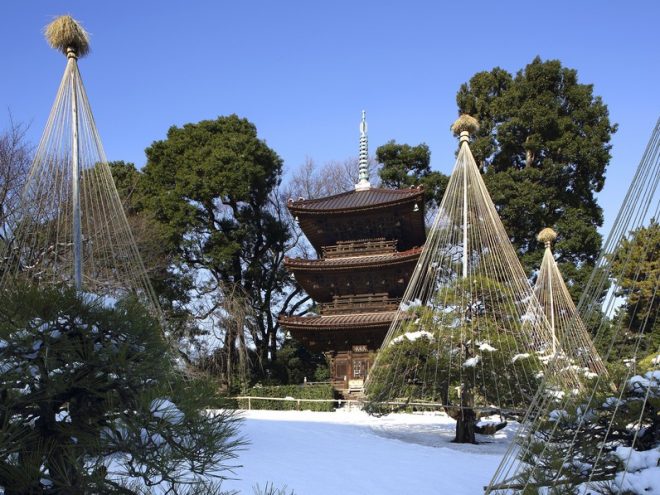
[248,397,251,410]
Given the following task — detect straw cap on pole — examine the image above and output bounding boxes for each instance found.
[451,113,480,135]
[44,15,90,58]
[537,227,557,247]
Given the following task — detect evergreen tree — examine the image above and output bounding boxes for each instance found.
[376,141,448,210]
[514,372,659,494]
[605,219,660,364]
[456,57,616,300]
[118,115,294,365]
[0,285,242,494]
[108,161,195,343]
[367,276,541,443]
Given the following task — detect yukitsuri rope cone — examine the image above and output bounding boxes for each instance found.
[0,16,159,315]
[364,115,581,444]
[534,228,608,377]
[486,117,660,494]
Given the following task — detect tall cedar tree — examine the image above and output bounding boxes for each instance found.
[457,57,616,301]
[137,115,291,363]
[376,141,449,210]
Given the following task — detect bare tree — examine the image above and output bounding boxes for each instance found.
[193,281,256,391]
[0,116,32,243]
[284,156,380,202]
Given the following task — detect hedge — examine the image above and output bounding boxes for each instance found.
[238,384,336,411]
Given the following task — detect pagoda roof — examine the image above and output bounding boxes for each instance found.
[285,247,423,271]
[288,187,426,253]
[279,311,398,331]
[288,186,424,214]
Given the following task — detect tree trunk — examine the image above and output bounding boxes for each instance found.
[453,386,477,444]
[525,148,535,168]
[454,406,477,444]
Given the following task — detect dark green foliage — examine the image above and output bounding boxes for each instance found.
[111,115,294,368]
[238,384,336,412]
[0,285,243,494]
[366,276,542,442]
[187,378,240,410]
[266,339,329,385]
[376,140,449,209]
[515,372,660,494]
[606,220,660,363]
[109,160,195,340]
[457,57,616,300]
[364,334,438,415]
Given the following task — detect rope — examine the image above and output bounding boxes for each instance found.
[365,130,584,435]
[486,116,660,493]
[0,48,162,320]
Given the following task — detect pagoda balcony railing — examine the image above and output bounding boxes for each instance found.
[322,238,397,258]
[320,293,400,315]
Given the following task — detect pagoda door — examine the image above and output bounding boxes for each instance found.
[334,358,349,386]
[352,358,368,380]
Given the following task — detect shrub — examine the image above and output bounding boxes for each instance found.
[265,339,329,385]
[238,384,336,411]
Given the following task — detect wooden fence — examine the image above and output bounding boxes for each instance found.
[233,396,448,412]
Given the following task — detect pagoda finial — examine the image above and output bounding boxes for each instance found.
[355,110,371,191]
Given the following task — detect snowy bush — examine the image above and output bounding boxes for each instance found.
[517,369,660,494]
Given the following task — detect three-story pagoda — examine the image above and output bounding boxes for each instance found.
[279,112,426,391]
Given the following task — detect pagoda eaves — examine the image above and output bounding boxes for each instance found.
[284,247,422,302]
[288,187,425,253]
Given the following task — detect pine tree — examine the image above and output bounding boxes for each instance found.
[606,220,660,364]
[367,276,542,442]
[0,285,243,494]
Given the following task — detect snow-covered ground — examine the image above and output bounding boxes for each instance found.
[221,409,516,494]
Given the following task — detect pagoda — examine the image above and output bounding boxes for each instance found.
[279,112,426,391]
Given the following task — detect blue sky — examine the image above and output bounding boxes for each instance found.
[1,1,659,235]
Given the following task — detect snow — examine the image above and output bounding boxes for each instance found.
[463,356,480,367]
[628,371,660,396]
[220,409,516,495]
[512,353,530,362]
[545,389,565,399]
[603,397,624,409]
[390,330,435,345]
[399,298,423,311]
[548,409,568,422]
[478,342,497,352]
[615,446,660,473]
[150,398,184,424]
[612,466,660,494]
[609,446,660,494]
